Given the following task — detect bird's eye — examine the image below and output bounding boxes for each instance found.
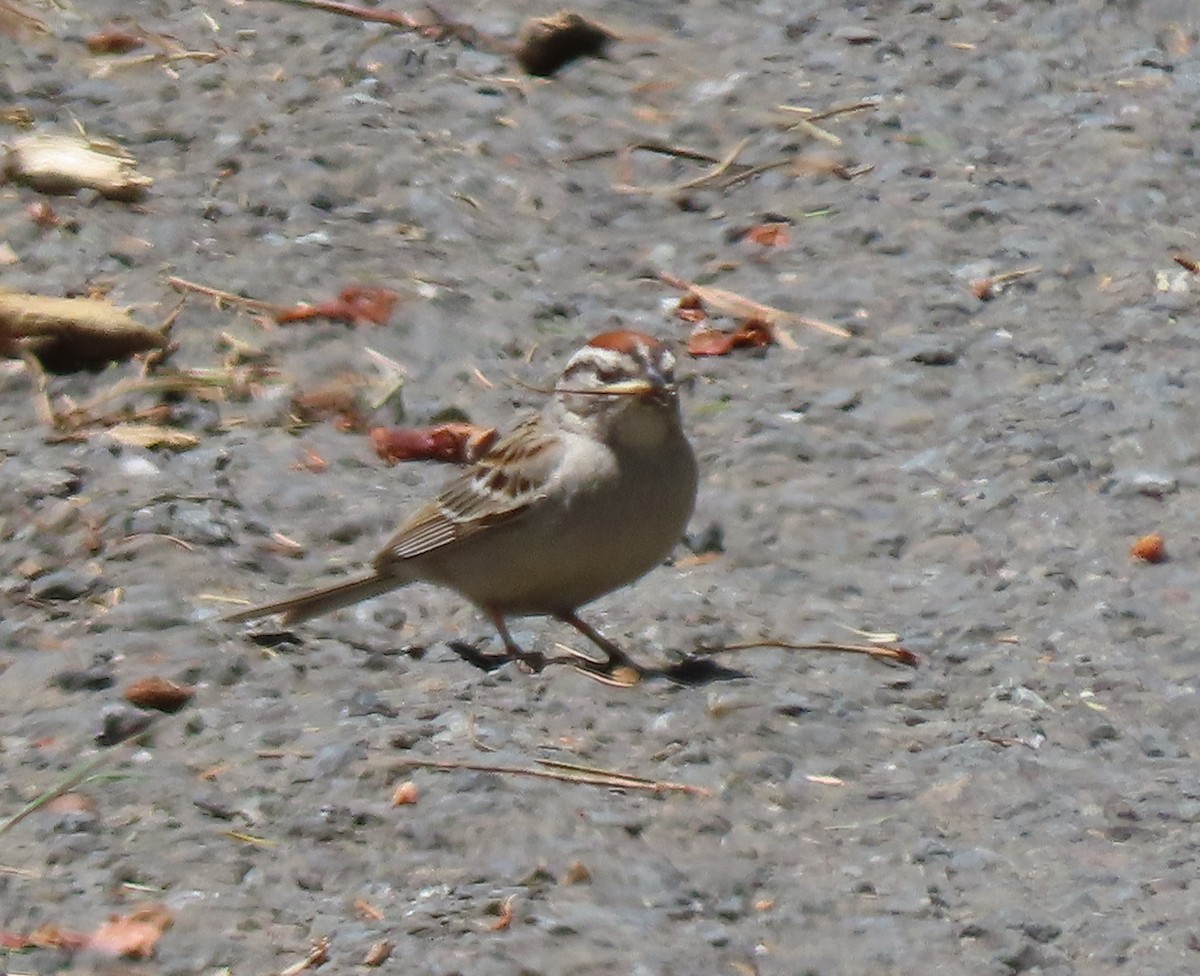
[596,367,621,383]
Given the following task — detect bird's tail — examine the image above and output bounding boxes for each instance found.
[221,572,403,626]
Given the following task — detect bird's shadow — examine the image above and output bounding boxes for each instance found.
[447,641,748,687]
[238,631,747,687]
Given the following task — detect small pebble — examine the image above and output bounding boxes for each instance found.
[31,567,100,601]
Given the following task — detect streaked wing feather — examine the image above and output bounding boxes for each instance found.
[374,415,562,567]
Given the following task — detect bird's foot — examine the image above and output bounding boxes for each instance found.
[569,657,644,687]
[449,640,546,674]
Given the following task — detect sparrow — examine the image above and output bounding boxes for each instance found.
[223,330,698,684]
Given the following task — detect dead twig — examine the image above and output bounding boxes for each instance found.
[392,757,711,796]
[563,141,726,166]
[166,276,283,316]
[659,272,850,341]
[612,137,797,196]
[266,0,509,53]
[969,266,1040,300]
[711,638,919,669]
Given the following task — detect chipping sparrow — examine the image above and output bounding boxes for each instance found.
[224,330,698,685]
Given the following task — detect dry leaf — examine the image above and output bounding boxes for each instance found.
[4,132,152,200]
[84,27,145,54]
[364,940,393,966]
[0,289,167,371]
[1130,532,1166,563]
[27,200,61,228]
[290,376,371,432]
[741,223,791,247]
[354,899,384,921]
[490,894,516,931]
[87,905,172,959]
[279,938,329,976]
[371,423,496,465]
[289,450,328,475]
[19,923,87,951]
[674,292,707,323]
[661,271,847,341]
[687,319,773,357]
[124,675,194,713]
[105,424,198,452]
[43,792,97,816]
[275,284,399,327]
[516,11,613,76]
[561,860,591,884]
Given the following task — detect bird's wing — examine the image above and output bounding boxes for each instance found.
[374,414,563,568]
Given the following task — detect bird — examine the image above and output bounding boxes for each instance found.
[223,330,698,685]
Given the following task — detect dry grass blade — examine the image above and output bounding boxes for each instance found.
[659,272,849,341]
[669,136,751,191]
[611,138,795,196]
[0,0,48,37]
[715,638,919,668]
[278,937,330,976]
[393,758,711,796]
[777,97,881,124]
[786,117,841,146]
[564,141,725,165]
[0,750,119,837]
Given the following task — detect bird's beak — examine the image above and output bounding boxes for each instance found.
[602,365,673,399]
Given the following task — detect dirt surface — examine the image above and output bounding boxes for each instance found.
[3,1,1200,973]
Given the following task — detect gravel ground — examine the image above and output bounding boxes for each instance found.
[3,1,1200,974]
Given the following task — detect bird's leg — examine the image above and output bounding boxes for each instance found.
[449,609,546,673]
[489,610,547,673]
[556,612,643,686]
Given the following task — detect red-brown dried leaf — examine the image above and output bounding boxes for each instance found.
[290,378,369,432]
[371,423,496,465]
[43,792,97,816]
[25,923,88,951]
[84,28,145,54]
[490,895,517,931]
[27,201,60,228]
[274,284,399,327]
[364,940,394,966]
[686,318,774,357]
[731,318,773,346]
[87,905,172,959]
[674,292,707,323]
[290,450,328,474]
[686,329,737,356]
[742,223,791,247]
[1130,532,1167,563]
[124,675,194,713]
